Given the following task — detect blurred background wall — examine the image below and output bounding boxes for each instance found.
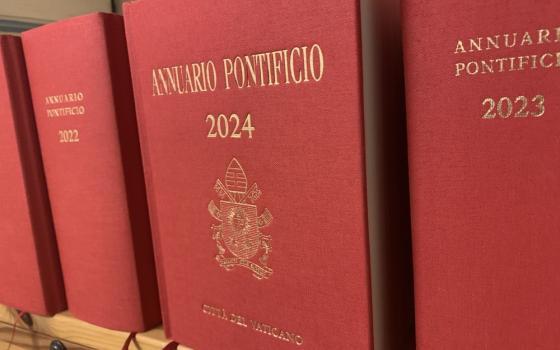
[0,0,130,33]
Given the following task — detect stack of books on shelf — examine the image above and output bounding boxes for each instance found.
[0,0,558,349]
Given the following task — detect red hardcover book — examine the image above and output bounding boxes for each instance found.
[0,35,66,316]
[403,1,560,349]
[21,13,160,331]
[124,0,414,348]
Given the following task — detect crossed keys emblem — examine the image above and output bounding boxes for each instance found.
[208,158,273,279]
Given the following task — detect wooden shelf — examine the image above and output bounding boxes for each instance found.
[0,305,191,350]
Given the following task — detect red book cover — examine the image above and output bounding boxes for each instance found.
[21,13,160,331]
[123,0,414,348]
[0,35,66,316]
[403,0,560,348]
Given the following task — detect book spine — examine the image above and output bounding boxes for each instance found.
[101,14,160,329]
[123,3,172,337]
[22,13,160,331]
[1,36,66,315]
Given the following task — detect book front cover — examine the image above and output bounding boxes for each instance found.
[22,14,159,331]
[403,0,560,348]
[125,0,373,348]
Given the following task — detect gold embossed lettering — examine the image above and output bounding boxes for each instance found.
[540,53,554,68]
[521,31,533,46]
[538,29,551,44]
[192,63,204,92]
[309,44,324,81]
[234,56,246,88]
[469,37,482,52]
[206,61,217,91]
[301,46,310,82]
[454,40,466,54]
[272,50,283,85]
[482,95,545,119]
[504,33,517,48]
[244,55,258,88]
[486,35,500,50]
[290,47,303,83]
[223,58,234,90]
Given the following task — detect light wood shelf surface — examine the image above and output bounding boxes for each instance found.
[0,305,191,350]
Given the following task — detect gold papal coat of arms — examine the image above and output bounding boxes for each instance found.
[208,158,273,279]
